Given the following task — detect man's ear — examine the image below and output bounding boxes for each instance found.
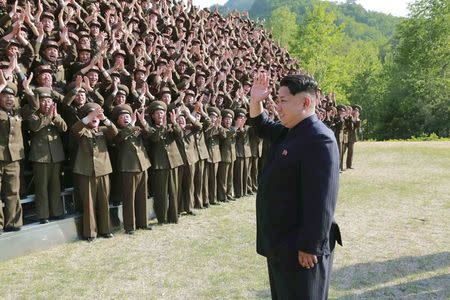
[303,95,312,109]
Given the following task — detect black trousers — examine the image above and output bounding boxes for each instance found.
[267,252,334,300]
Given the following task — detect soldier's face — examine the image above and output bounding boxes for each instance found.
[115,94,126,105]
[196,76,205,86]
[161,93,171,104]
[0,0,6,7]
[74,92,86,106]
[80,37,90,46]
[134,71,145,83]
[0,94,15,111]
[88,116,100,129]
[177,115,186,129]
[87,71,98,86]
[243,84,251,94]
[42,18,54,32]
[44,47,59,62]
[223,116,232,128]
[79,51,91,63]
[90,26,100,36]
[209,114,218,124]
[152,110,165,125]
[7,45,19,57]
[37,72,53,87]
[39,97,53,115]
[117,113,131,127]
[183,95,194,105]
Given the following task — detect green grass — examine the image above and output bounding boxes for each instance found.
[0,141,449,299]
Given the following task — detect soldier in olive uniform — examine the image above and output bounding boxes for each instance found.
[112,104,152,234]
[217,109,237,202]
[204,106,226,205]
[233,108,251,198]
[176,106,202,215]
[27,88,67,223]
[147,101,183,224]
[248,125,262,194]
[192,102,211,208]
[71,102,118,241]
[345,105,361,169]
[333,105,346,172]
[0,82,32,232]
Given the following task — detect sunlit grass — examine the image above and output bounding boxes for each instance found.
[0,141,449,299]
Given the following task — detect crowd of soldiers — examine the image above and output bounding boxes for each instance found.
[0,0,361,241]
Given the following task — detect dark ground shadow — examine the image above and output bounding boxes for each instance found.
[332,252,450,290]
[335,274,450,300]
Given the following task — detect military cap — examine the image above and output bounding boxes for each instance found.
[67,2,77,9]
[156,58,167,66]
[42,40,59,50]
[176,16,185,22]
[192,39,201,45]
[34,64,52,75]
[113,49,127,57]
[149,8,159,16]
[160,87,171,95]
[352,105,362,112]
[1,82,17,96]
[41,12,55,20]
[87,66,101,73]
[110,71,121,78]
[180,73,190,80]
[117,84,129,96]
[7,39,21,47]
[67,20,78,28]
[221,109,234,119]
[68,32,79,42]
[336,104,346,111]
[111,103,133,121]
[207,106,220,117]
[89,19,101,28]
[77,30,90,38]
[242,79,252,86]
[81,102,101,118]
[149,100,167,113]
[134,65,146,74]
[35,87,53,99]
[0,61,10,69]
[196,71,206,78]
[185,89,195,96]
[78,44,91,52]
[234,108,247,118]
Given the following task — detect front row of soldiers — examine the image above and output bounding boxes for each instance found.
[319,104,361,172]
[0,83,262,241]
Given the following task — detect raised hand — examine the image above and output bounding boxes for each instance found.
[251,72,271,103]
[22,72,34,93]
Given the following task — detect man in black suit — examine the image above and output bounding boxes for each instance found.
[249,72,342,300]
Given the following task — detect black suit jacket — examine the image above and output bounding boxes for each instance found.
[250,112,342,268]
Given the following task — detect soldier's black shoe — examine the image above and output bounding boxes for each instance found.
[203,204,210,208]
[125,230,135,235]
[210,202,220,205]
[86,237,95,242]
[138,225,152,230]
[39,219,49,224]
[187,211,196,216]
[100,233,114,238]
[4,226,21,232]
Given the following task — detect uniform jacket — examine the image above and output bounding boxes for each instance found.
[219,127,237,163]
[148,123,184,170]
[235,125,252,158]
[204,124,226,163]
[347,119,361,143]
[250,112,342,268]
[71,120,118,177]
[195,116,211,161]
[27,112,67,163]
[177,120,202,166]
[114,124,152,172]
[249,126,263,158]
[0,109,25,162]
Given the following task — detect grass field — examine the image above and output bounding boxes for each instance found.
[0,141,449,299]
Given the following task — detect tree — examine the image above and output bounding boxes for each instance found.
[267,6,298,48]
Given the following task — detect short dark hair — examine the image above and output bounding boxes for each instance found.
[280,75,318,96]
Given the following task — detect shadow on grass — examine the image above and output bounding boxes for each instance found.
[335,274,450,300]
[332,252,450,299]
